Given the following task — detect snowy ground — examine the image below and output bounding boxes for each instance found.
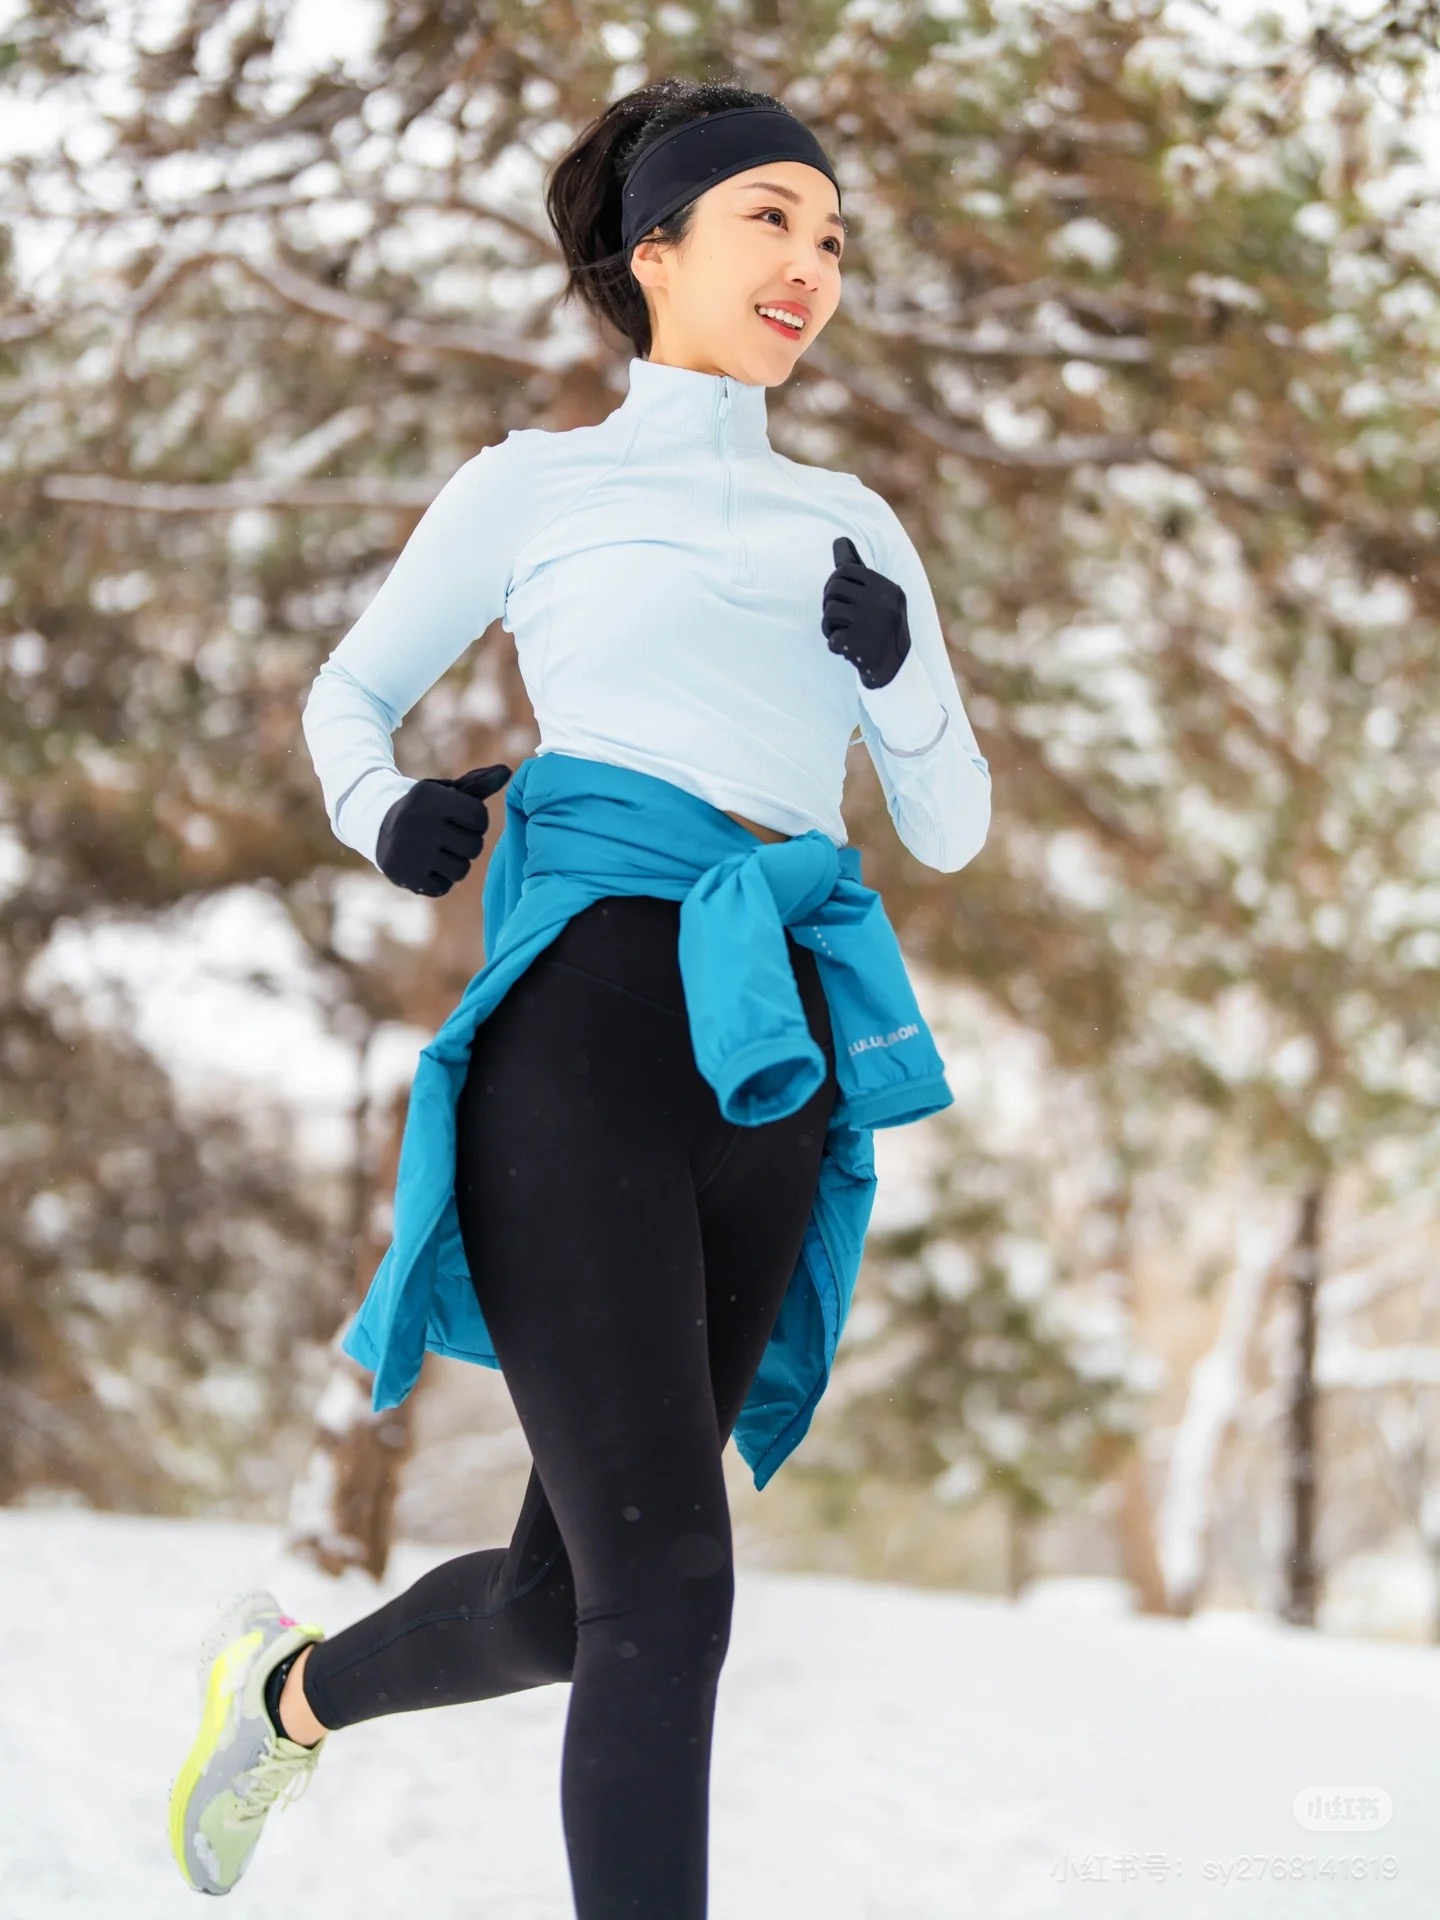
[1,1509,1437,1918]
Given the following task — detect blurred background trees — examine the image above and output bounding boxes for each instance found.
[3,0,1439,1629]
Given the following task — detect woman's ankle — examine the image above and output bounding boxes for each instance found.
[279,1642,332,1746]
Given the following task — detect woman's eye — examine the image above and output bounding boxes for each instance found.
[755,208,843,257]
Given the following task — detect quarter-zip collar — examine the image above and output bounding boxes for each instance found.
[620,354,771,451]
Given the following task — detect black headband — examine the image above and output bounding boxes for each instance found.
[620,105,842,259]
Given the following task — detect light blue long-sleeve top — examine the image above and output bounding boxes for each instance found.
[300,354,991,874]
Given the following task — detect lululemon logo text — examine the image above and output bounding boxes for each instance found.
[847,1022,920,1058]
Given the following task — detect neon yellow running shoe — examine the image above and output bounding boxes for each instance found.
[168,1587,329,1895]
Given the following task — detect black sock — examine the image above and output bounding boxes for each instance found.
[263,1645,319,1747]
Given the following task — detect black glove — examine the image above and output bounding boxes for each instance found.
[821,535,912,689]
[375,763,512,896]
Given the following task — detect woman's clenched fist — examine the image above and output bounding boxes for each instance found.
[375,763,512,896]
[821,535,912,690]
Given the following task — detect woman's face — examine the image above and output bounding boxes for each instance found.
[629,159,845,383]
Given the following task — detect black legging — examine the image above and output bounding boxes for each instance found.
[300,892,838,1919]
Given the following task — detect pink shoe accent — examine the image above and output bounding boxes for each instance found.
[277,1615,297,1628]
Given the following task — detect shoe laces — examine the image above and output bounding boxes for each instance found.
[231,1731,323,1826]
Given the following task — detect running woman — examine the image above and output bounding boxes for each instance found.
[169,75,991,1919]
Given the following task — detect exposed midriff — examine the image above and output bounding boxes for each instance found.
[722,808,791,845]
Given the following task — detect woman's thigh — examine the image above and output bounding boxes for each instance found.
[454,949,739,1624]
[456,902,837,1599]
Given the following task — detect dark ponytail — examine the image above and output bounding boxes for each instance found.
[544,75,800,360]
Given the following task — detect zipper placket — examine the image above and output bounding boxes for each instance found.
[716,379,753,586]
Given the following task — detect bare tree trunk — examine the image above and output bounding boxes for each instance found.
[1280,1180,1326,1628]
[1113,1445,1174,1615]
[1157,1210,1287,1616]
[1104,1215,1176,1617]
[282,1081,416,1580]
[1005,1502,1031,1599]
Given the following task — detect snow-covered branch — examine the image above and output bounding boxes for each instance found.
[35,474,439,513]
[1316,1344,1440,1393]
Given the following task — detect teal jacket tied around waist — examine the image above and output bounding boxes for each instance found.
[342,750,954,1490]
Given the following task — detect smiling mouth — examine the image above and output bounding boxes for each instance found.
[755,306,806,337]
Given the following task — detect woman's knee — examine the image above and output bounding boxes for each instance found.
[577,1549,736,1672]
[679,1550,736,1667]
